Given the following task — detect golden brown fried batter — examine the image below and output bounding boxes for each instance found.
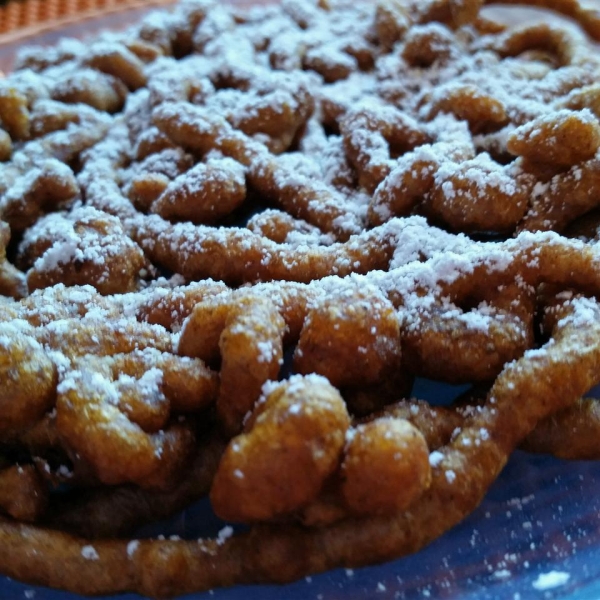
[22,207,146,295]
[210,375,350,522]
[0,330,57,433]
[341,418,431,515]
[0,465,48,522]
[0,0,600,597]
[294,285,401,388]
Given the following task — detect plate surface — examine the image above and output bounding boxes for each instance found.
[1,2,600,599]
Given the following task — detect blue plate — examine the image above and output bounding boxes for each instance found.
[3,380,600,600]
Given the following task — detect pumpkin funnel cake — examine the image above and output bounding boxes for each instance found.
[2,0,600,596]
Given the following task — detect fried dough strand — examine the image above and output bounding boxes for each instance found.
[0,465,48,522]
[0,297,598,596]
[45,431,227,538]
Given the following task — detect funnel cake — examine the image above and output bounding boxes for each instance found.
[1,0,600,596]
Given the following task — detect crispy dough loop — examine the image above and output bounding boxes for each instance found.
[422,84,508,132]
[246,209,335,245]
[83,44,147,91]
[426,155,532,233]
[210,375,350,522]
[151,157,247,224]
[0,85,30,141]
[493,21,590,66]
[294,285,402,388]
[519,156,600,233]
[0,465,48,522]
[29,100,102,139]
[21,206,146,295]
[0,159,78,232]
[179,291,285,434]
[44,431,227,539]
[341,104,431,193]
[137,4,202,58]
[341,418,431,515]
[373,399,463,450]
[217,296,285,434]
[368,145,472,226]
[401,22,458,67]
[125,146,195,199]
[560,84,600,119]
[247,152,363,239]
[402,282,535,383]
[411,0,483,28]
[135,280,229,331]
[36,317,174,359]
[149,63,315,153]
[0,260,26,299]
[178,294,232,365]
[13,284,120,327]
[375,0,410,50]
[51,70,128,113]
[222,85,315,154]
[0,329,57,434]
[377,394,600,461]
[14,39,84,71]
[132,214,397,285]
[485,1,600,45]
[521,397,600,459]
[147,60,215,106]
[55,367,196,489]
[151,102,363,239]
[507,109,600,170]
[127,172,170,211]
[82,348,219,418]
